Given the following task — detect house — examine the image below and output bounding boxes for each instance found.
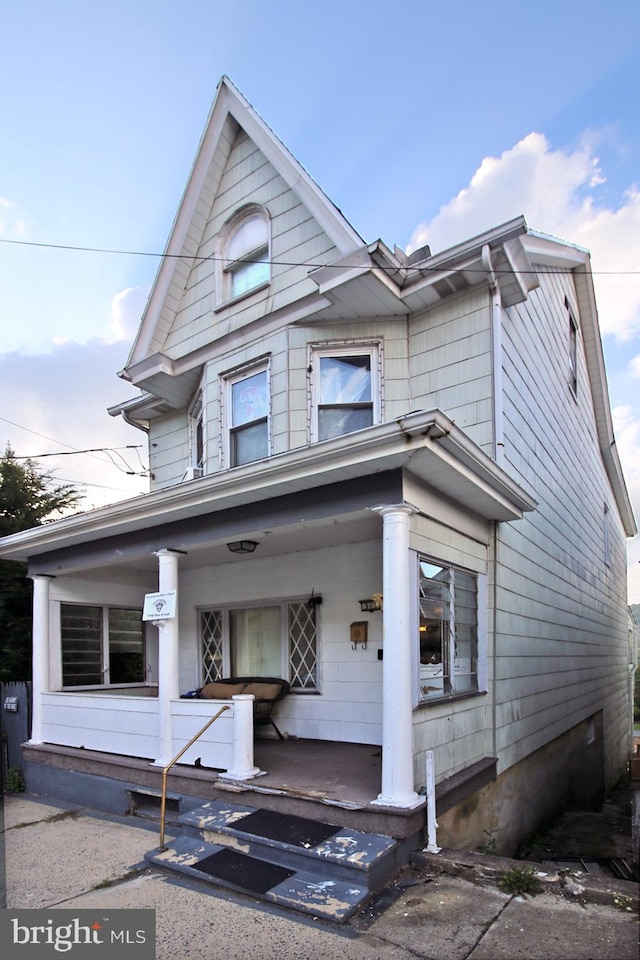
[1,77,636,857]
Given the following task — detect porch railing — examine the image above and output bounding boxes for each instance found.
[158,705,230,850]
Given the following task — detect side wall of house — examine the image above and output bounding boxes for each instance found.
[496,268,630,792]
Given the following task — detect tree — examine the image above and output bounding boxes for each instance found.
[0,445,81,680]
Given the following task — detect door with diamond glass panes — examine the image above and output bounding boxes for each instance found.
[200,600,317,691]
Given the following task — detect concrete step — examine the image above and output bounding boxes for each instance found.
[144,797,404,922]
[146,835,371,922]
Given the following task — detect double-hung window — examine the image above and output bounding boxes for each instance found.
[60,604,144,687]
[200,600,318,692]
[226,364,270,467]
[311,344,381,441]
[565,297,578,397]
[418,558,478,702]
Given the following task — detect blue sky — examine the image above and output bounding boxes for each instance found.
[1,0,639,598]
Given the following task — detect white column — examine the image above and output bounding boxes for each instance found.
[154,549,180,765]
[371,504,422,809]
[222,695,262,780]
[29,574,53,744]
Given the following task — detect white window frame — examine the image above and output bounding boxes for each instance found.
[221,359,271,468]
[565,296,578,398]
[413,554,487,705]
[216,204,271,308]
[309,341,382,443]
[186,386,205,480]
[199,598,319,693]
[60,602,146,689]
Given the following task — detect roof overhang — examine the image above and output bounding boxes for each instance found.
[0,411,537,564]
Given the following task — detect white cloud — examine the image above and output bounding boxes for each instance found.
[408,132,640,343]
[0,195,29,238]
[630,355,640,378]
[0,341,148,511]
[109,285,149,343]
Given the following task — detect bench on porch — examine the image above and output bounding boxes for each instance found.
[192,677,290,740]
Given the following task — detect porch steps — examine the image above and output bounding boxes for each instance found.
[144,797,403,922]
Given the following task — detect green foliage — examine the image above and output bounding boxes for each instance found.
[4,765,25,792]
[497,865,542,896]
[0,445,81,681]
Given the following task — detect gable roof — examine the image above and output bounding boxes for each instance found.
[124,76,363,372]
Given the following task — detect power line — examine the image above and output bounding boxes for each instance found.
[0,235,637,276]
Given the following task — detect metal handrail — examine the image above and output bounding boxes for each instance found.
[158,704,230,850]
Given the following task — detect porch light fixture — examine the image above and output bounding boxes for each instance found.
[359,593,383,612]
[226,540,259,554]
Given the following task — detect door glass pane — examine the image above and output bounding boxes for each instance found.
[230,606,281,676]
[61,604,102,686]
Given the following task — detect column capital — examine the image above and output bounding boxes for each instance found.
[372,502,420,519]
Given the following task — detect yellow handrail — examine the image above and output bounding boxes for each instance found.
[158,704,230,850]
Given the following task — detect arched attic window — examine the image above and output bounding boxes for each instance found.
[222,206,270,302]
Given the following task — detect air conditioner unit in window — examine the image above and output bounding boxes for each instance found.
[182,466,204,481]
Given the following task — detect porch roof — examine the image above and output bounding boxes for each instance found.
[0,410,536,564]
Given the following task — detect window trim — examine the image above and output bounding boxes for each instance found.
[199,597,319,693]
[187,386,205,479]
[221,358,272,468]
[215,204,271,309]
[309,341,382,443]
[60,602,146,690]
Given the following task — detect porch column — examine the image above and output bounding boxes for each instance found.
[29,574,54,744]
[371,504,422,809]
[154,549,181,765]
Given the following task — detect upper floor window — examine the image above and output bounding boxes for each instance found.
[418,558,479,702]
[310,343,381,442]
[226,364,270,467]
[566,297,578,397]
[188,389,205,479]
[222,207,270,302]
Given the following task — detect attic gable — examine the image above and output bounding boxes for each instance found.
[123,77,363,375]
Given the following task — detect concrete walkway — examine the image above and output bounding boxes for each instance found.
[3,795,638,960]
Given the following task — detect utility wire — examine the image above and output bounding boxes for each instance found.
[0,235,637,276]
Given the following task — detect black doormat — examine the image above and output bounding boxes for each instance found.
[195,848,295,894]
[236,808,340,847]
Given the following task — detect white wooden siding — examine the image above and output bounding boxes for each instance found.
[409,287,493,450]
[495,268,630,787]
[160,128,341,359]
[177,539,385,745]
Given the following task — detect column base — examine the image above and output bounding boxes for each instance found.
[371,792,425,810]
[219,767,265,782]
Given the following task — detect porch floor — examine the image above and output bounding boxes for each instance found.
[249,738,383,807]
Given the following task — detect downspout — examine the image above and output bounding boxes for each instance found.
[481,243,503,763]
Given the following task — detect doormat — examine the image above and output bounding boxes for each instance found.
[236,808,340,847]
[195,848,295,894]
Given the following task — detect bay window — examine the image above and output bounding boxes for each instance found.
[418,558,478,701]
